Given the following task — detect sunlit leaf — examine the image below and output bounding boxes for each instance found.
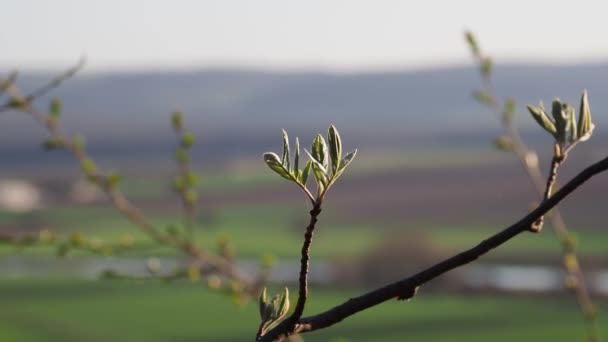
[282,129,290,170]
[578,89,595,142]
[327,124,342,174]
[526,104,557,136]
[263,152,292,180]
[312,134,328,169]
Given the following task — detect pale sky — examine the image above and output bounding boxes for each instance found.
[3,0,608,73]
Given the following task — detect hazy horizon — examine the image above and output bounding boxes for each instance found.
[4,0,608,73]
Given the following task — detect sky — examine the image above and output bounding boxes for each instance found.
[3,0,608,73]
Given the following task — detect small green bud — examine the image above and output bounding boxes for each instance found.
[180,133,195,149]
[106,171,121,188]
[494,136,514,152]
[171,111,183,129]
[49,98,62,118]
[472,90,494,106]
[464,31,479,56]
[80,158,96,174]
[184,172,199,186]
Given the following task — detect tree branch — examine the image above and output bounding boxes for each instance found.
[1,66,256,293]
[291,203,322,320]
[465,31,600,341]
[0,57,85,113]
[259,154,608,341]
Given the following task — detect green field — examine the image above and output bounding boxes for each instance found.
[3,203,607,260]
[0,279,603,342]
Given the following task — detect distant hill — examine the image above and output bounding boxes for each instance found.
[1,63,607,163]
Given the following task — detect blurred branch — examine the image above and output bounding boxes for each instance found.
[259,154,608,341]
[171,111,198,240]
[465,31,600,341]
[0,57,85,113]
[0,64,260,296]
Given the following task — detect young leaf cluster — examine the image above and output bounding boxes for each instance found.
[527,91,595,155]
[263,125,356,204]
[258,287,290,337]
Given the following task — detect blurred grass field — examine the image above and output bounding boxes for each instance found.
[0,279,604,342]
[2,203,607,259]
[1,147,607,341]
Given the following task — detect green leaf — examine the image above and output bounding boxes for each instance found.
[282,130,290,170]
[327,125,342,174]
[276,287,290,320]
[301,160,312,185]
[526,104,557,136]
[339,149,357,172]
[551,99,570,143]
[263,152,292,180]
[294,137,300,174]
[259,288,267,319]
[577,89,595,142]
[567,105,577,143]
[312,134,328,169]
[304,149,328,186]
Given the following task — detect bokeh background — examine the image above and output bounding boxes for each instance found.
[1,1,608,341]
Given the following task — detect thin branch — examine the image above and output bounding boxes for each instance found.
[2,67,256,293]
[172,115,197,239]
[466,32,600,341]
[259,154,608,341]
[0,57,85,113]
[291,203,322,320]
[531,150,564,232]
